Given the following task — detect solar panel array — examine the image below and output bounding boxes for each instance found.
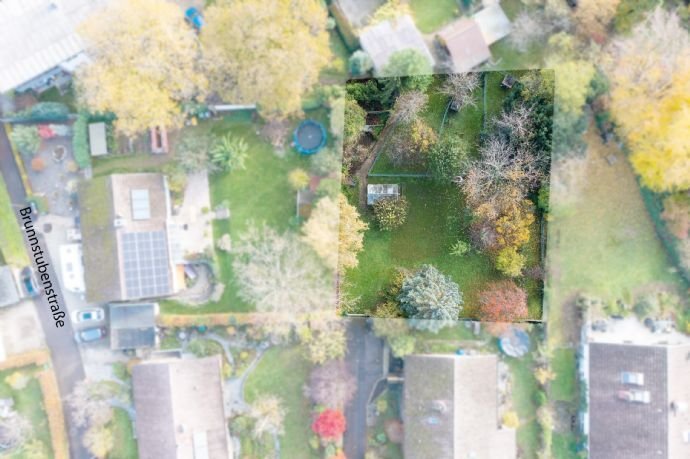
[121,231,171,299]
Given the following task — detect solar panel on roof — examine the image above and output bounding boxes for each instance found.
[121,231,171,299]
[131,189,151,220]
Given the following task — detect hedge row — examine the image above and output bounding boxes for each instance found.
[9,102,70,123]
[0,348,50,371]
[71,112,91,169]
[638,185,690,287]
[38,369,70,459]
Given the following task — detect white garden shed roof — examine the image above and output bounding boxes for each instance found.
[360,15,434,73]
[88,122,108,157]
[0,0,105,93]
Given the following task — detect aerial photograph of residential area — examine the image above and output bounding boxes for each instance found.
[0,0,689,458]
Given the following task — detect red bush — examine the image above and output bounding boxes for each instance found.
[478,280,528,322]
[311,409,346,440]
[38,125,55,139]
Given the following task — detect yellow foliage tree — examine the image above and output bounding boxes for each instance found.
[77,0,206,137]
[607,8,690,191]
[545,34,596,119]
[302,194,368,272]
[201,0,331,120]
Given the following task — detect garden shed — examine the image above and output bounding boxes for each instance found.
[367,183,400,205]
[88,121,108,157]
[473,4,512,46]
[359,15,434,74]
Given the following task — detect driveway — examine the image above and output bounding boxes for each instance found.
[0,121,89,459]
[344,318,385,459]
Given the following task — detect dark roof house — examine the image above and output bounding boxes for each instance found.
[403,353,516,459]
[79,174,180,303]
[588,342,690,459]
[132,356,230,459]
[0,266,20,308]
[109,303,158,351]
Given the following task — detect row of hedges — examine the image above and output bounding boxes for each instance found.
[638,185,690,287]
[71,112,91,169]
[8,102,70,123]
[38,369,69,459]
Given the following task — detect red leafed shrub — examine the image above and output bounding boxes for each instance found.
[38,125,55,139]
[311,409,346,440]
[478,280,528,322]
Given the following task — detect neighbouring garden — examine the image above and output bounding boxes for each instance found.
[0,175,29,267]
[341,68,553,322]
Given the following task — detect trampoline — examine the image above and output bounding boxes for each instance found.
[293,119,327,155]
[498,328,531,358]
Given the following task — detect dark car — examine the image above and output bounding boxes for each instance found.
[74,327,107,344]
[20,267,39,297]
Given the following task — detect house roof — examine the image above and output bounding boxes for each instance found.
[88,122,108,157]
[359,15,434,73]
[588,342,690,459]
[437,18,491,73]
[0,0,105,93]
[109,303,157,350]
[0,266,20,308]
[132,356,230,459]
[473,4,512,46]
[79,173,175,303]
[333,0,385,28]
[403,354,516,459]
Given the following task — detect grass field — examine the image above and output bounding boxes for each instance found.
[550,348,576,402]
[0,367,53,458]
[109,408,138,459]
[506,352,541,459]
[347,72,544,318]
[161,115,312,314]
[0,174,29,267]
[243,347,317,459]
[546,128,684,345]
[409,0,460,33]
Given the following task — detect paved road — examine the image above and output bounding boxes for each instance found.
[0,122,89,459]
[344,318,384,459]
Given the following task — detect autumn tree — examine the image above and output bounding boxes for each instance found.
[232,224,334,314]
[83,425,114,458]
[478,281,528,322]
[248,395,286,438]
[606,7,690,191]
[174,130,213,173]
[10,126,40,156]
[373,196,409,231]
[390,90,428,126]
[389,119,437,167]
[288,168,311,190]
[399,264,463,322]
[77,0,206,136]
[297,317,347,364]
[371,318,416,357]
[438,73,480,110]
[344,97,367,145]
[429,134,469,184]
[305,360,356,409]
[573,0,621,41]
[202,0,331,120]
[338,195,368,270]
[0,413,31,453]
[312,409,347,440]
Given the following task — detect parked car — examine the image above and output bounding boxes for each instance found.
[74,327,107,343]
[184,7,204,30]
[71,308,105,324]
[20,267,39,297]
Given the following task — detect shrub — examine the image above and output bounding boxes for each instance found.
[30,157,46,172]
[502,411,520,428]
[209,133,248,172]
[534,390,547,407]
[112,362,129,381]
[344,97,366,145]
[478,280,528,322]
[312,409,347,440]
[348,50,374,76]
[376,397,388,414]
[429,135,468,184]
[449,239,470,257]
[496,246,526,277]
[288,168,310,190]
[310,148,341,176]
[10,125,41,156]
[373,196,409,231]
[14,102,70,122]
[374,300,402,318]
[5,371,30,390]
[399,264,463,321]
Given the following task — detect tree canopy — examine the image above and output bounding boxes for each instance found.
[77,0,206,136]
[398,264,462,321]
[202,0,331,120]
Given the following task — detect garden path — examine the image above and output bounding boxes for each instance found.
[354,123,394,209]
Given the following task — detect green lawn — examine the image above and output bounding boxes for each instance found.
[506,353,541,459]
[552,431,580,459]
[109,408,138,459]
[409,0,461,33]
[550,348,576,402]
[0,367,53,458]
[0,174,29,267]
[243,346,317,459]
[91,153,172,177]
[161,116,312,314]
[546,129,684,346]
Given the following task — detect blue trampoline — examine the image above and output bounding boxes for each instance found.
[499,328,531,358]
[294,119,327,155]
